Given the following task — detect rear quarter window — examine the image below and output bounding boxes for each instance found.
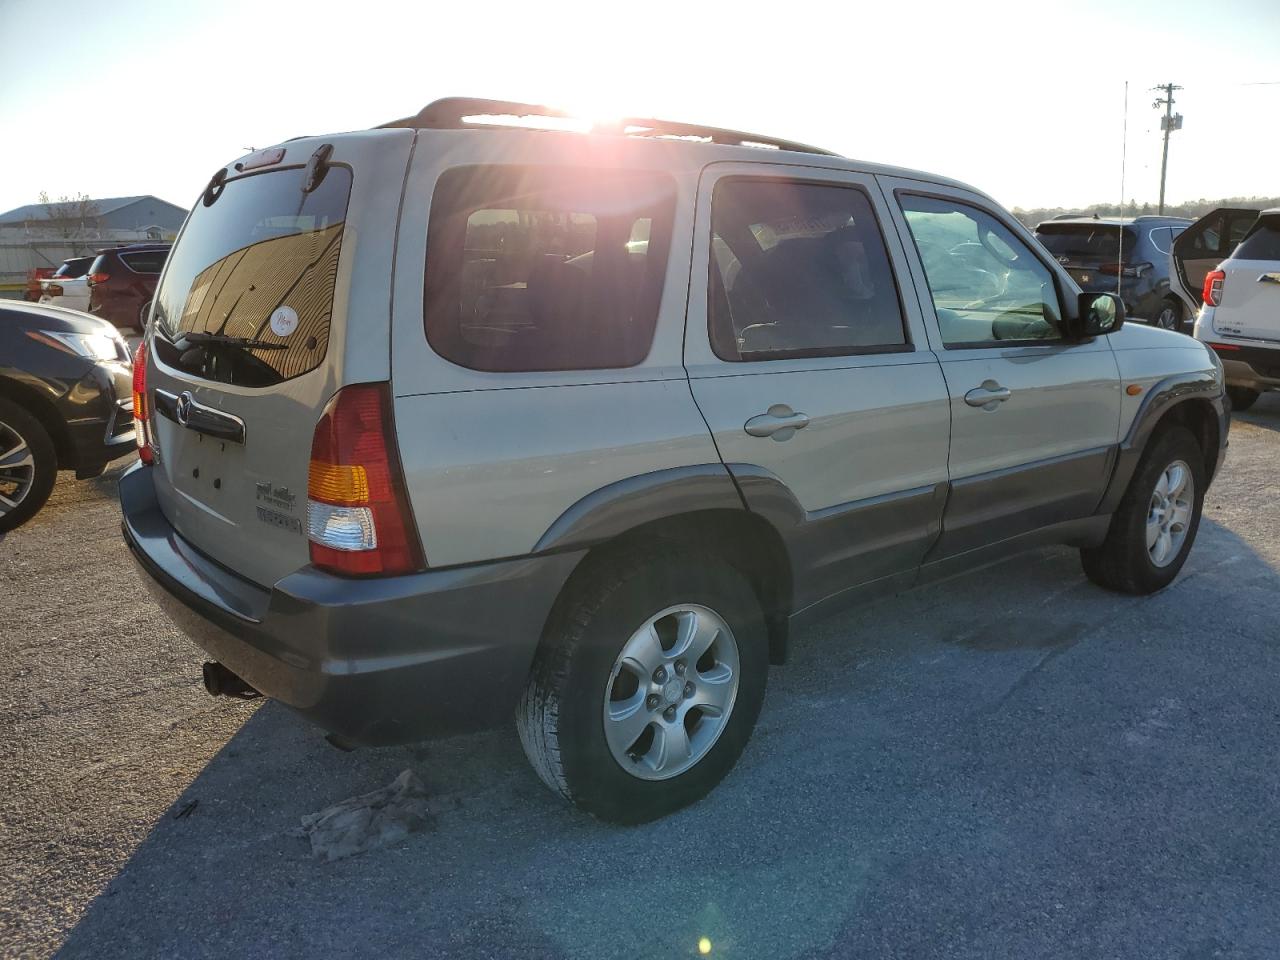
[424,166,676,372]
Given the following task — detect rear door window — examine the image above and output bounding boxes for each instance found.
[424,166,676,372]
[708,178,908,360]
[152,164,352,387]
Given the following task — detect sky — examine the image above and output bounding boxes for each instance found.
[1,0,1277,217]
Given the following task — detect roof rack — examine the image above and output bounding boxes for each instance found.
[379,97,840,157]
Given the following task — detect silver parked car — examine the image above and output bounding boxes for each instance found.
[121,98,1229,822]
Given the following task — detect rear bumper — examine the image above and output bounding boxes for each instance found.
[1205,343,1280,392]
[119,463,583,744]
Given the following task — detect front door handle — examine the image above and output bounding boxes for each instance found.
[745,404,810,441]
[964,381,1012,410]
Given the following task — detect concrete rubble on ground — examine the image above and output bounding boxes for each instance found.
[293,769,431,862]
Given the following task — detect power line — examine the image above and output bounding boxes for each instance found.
[1151,83,1182,215]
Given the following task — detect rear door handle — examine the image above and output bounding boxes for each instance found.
[964,381,1012,409]
[745,404,810,441]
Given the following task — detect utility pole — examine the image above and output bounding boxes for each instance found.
[1151,83,1183,215]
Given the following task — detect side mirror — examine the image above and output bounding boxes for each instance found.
[1066,291,1125,339]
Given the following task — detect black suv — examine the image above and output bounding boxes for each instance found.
[1035,216,1193,330]
[0,301,135,531]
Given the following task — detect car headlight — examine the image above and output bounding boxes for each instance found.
[32,330,125,362]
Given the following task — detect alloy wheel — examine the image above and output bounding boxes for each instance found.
[1147,459,1194,567]
[602,604,740,781]
[1154,306,1179,330]
[0,420,36,518]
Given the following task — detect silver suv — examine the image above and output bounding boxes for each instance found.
[121,98,1229,822]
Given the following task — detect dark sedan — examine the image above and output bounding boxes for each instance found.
[0,301,136,531]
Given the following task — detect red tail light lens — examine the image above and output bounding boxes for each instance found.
[132,340,153,465]
[306,383,423,577]
[88,272,110,285]
[1203,269,1226,307]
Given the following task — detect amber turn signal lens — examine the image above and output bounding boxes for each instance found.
[1126,384,1144,396]
[307,461,370,505]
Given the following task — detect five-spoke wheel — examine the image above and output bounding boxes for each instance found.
[604,604,740,780]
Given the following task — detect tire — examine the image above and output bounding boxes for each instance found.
[0,397,58,533]
[1081,425,1205,594]
[1227,387,1260,412]
[517,546,769,824]
[1152,300,1183,332]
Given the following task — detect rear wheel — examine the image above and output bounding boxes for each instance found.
[517,546,768,823]
[0,398,58,533]
[1152,299,1183,332]
[1081,425,1204,594]
[136,299,153,333]
[1227,387,1260,412]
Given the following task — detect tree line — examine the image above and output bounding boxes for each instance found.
[1011,196,1280,229]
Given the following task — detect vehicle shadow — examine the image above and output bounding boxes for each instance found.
[1231,391,1280,432]
[53,516,1280,960]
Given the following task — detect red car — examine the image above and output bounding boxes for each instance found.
[23,267,57,302]
[87,243,170,331]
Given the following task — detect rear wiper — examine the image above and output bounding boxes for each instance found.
[179,332,288,351]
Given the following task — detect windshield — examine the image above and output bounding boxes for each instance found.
[1036,224,1135,262]
[152,164,352,387]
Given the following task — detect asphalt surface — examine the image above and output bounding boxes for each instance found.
[3,396,1280,959]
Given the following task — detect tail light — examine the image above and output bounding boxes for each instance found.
[132,340,153,465]
[1099,262,1151,278]
[88,272,110,285]
[1203,269,1226,307]
[306,383,424,577]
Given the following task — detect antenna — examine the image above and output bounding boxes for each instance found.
[1118,80,1128,294]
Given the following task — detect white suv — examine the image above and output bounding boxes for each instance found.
[121,98,1229,822]
[1187,209,1280,410]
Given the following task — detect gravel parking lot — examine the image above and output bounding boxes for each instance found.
[3,396,1280,959]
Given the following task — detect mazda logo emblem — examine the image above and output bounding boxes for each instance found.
[175,391,194,427]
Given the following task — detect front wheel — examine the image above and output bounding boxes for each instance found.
[1081,425,1205,594]
[0,398,58,533]
[517,546,768,823]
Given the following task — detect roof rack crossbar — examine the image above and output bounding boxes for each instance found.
[379,97,840,157]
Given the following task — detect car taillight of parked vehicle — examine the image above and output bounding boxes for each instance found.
[1203,270,1226,307]
[132,340,153,465]
[88,272,110,285]
[306,383,423,577]
[1099,261,1152,278]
